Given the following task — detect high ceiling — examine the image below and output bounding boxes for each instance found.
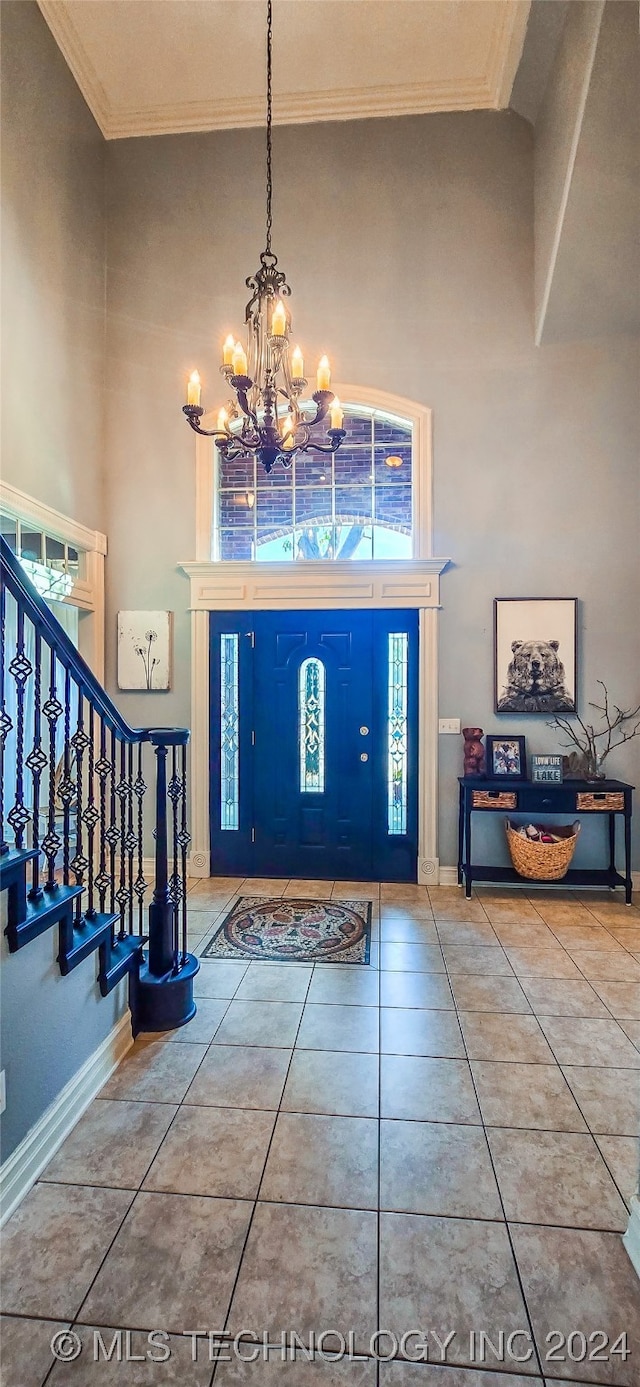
[38,0,531,140]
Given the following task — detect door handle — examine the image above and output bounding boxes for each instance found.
[360,726,369,736]
[360,752,369,762]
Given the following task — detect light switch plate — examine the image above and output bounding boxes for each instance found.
[439,718,461,734]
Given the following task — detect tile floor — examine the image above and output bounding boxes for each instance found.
[2,879,640,1386]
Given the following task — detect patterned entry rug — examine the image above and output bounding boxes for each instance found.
[201,896,372,965]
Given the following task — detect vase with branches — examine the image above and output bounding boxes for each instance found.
[548,681,640,780]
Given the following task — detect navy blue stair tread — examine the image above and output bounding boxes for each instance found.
[5,883,83,950]
[100,933,147,996]
[0,847,39,884]
[58,912,119,974]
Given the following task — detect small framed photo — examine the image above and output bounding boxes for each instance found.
[494,598,577,714]
[486,735,527,780]
[530,754,564,784]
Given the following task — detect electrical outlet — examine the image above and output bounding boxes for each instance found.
[0,1070,6,1116]
[439,718,461,734]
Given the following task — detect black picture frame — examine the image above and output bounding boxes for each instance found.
[486,735,527,780]
[494,598,578,715]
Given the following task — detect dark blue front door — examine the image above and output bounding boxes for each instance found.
[209,609,418,881]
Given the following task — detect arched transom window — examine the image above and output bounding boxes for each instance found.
[214,405,413,561]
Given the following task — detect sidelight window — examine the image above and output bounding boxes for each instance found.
[220,634,240,829]
[299,658,325,793]
[387,632,408,835]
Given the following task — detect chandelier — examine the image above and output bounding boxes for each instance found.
[182,0,346,474]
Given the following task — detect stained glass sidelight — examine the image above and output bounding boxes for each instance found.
[220,634,240,830]
[387,632,408,835]
[299,658,325,793]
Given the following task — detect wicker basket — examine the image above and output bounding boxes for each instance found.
[505,818,580,881]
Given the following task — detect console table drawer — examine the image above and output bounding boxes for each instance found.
[518,787,577,814]
[577,791,625,812]
[472,790,518,810]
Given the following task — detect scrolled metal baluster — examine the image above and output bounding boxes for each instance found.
[83,706,98,918]
[133,743,147,936]
[42,649,63,890]
[58,668,74,885]
[126,743,136,934]
[95,720,111,914]
[168,746,182,965]
[25,627,46,899]
[106,729,118,918]
[179,743,191,964]
[0,582,12,856]
[7,606,33,848]
[115,740,130,938]
[70,688,89,925]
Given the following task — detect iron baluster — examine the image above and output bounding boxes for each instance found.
[133,742,147,935]
[60,668,72,885]
[126,743,135,933]
[25,627,45,899]
[169,744,181,963]
[70,688,89,926]
[42,649,62,890]
[180,743,190,964]
[8,605,32,848]
[116,740,128,938]
[108,728,117,918]
[0,581,11,855]
[95,719,111,914]
[83,705,97,918]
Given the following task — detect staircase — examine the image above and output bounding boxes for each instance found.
[0,536,199,1033]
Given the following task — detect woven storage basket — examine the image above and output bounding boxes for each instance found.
[505,819,580,882]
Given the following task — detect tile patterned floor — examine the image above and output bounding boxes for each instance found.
[2,879,640,1386]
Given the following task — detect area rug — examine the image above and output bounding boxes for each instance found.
[200,896,372,965]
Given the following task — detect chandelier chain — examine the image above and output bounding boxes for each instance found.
[265,0,273,256]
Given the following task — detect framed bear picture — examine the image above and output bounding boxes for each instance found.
[494,598,577,715]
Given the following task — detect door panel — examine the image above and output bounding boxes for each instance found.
[253,611,374,879]
[209,609,418,881]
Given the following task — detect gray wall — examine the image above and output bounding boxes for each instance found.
[0,1,106,529]
[0,911,127,1164]
[0,3,126,1167]
[104,112,640,870]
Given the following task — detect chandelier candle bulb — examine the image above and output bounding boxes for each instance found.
[222,335,235,366]
[271,300,287,337]
[291,345,304,379]
[232,342,248,377]
[330,397,344,430]
[217,408,228,433]
[317,355,331,391]
[186,370,201,407]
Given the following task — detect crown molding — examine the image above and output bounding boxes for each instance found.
[38,0,111,137]
[38,0,529,141]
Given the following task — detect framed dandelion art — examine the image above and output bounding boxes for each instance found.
[117,612,172,691]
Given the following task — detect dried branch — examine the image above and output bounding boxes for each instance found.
[548,682,640,771]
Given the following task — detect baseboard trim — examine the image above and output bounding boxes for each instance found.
[623,1196,640,1280]
[0,1011,133,1226]
[436,867,639,890]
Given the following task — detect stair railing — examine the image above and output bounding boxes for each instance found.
[1,535,197,1029]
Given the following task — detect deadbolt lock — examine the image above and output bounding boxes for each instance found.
[359,726,369,736]
[360,752,369,762]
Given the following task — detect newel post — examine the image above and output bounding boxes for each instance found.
[130,727,199,1035]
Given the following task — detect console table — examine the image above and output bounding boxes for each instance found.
[457,777,634,902]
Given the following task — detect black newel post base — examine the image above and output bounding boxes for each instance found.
[130,952,200,1035]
